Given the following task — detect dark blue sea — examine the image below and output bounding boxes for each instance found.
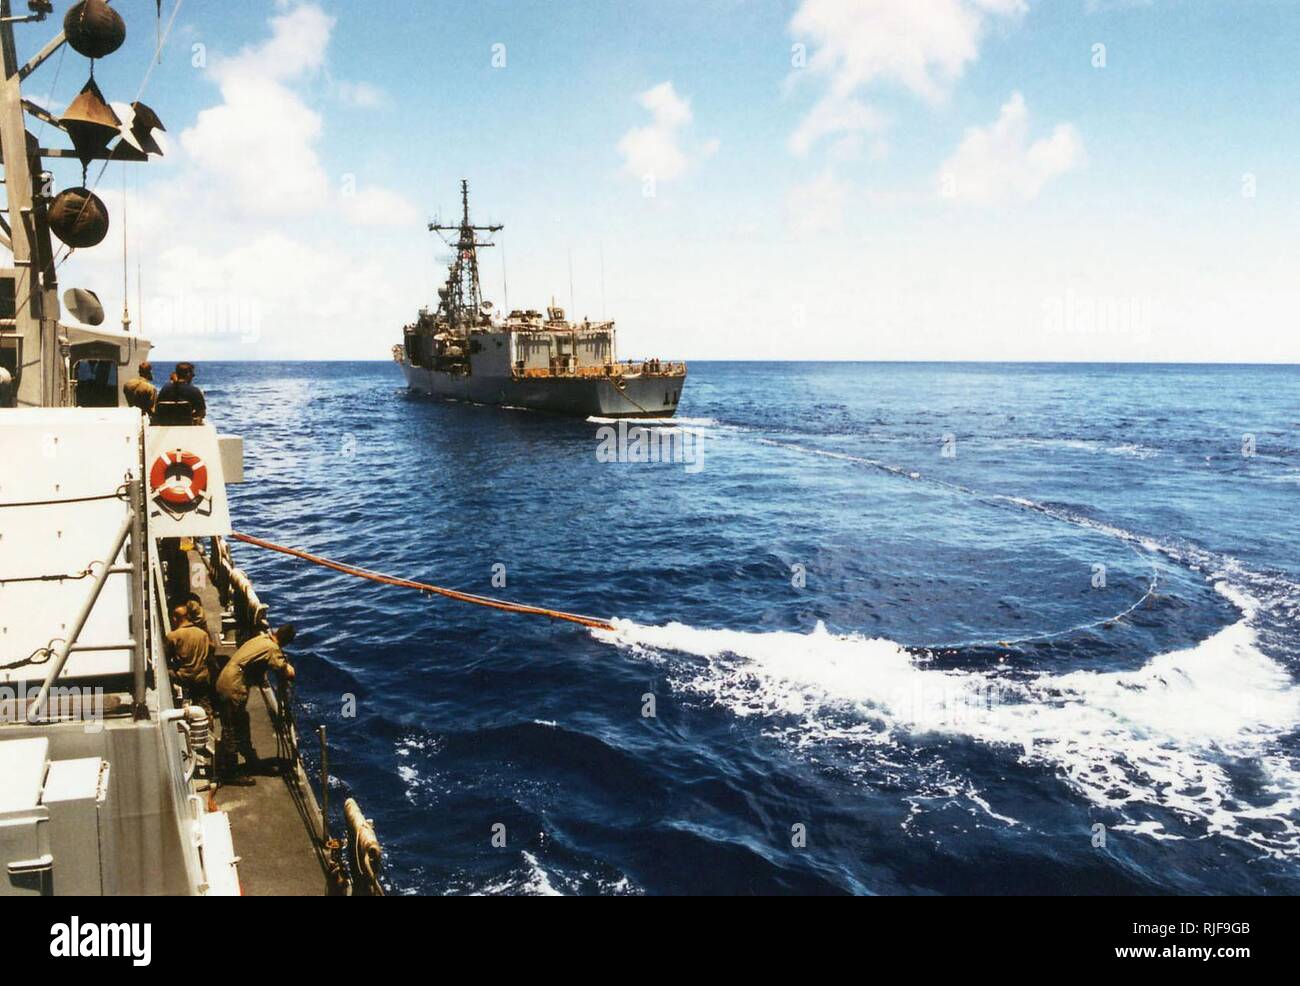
[191,360,1300,895]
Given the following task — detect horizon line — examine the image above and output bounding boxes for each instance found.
[146,357,1300,367]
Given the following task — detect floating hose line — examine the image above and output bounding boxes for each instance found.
[754,437,1167,651]
[229,532,614,632]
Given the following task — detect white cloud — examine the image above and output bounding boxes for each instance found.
[1084,0,1153,11]
[60,3,423,359]
[339,184,421,226]
[180,4,335,216]
[140,232,398,354]
[181,76,330,216]
[618,81,717,182]
[61,2,1261,367]
[172,3,411,225]
[789,95,885,157]
[641,81,692,129]
[335,80,387,109]
[787,171,850,236]
[788,0,1028,154]
[217,2,332,82]
[936,91,1084,203]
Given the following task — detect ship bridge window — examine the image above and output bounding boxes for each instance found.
[72,358,118,408]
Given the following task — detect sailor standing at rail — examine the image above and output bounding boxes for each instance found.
[166,604,215,720]
[215,624,297,786]
[122,360,157,413]
[156,361,207,423]
[185,597,216,645]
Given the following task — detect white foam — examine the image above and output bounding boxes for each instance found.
[587,415,719,427]
[1106,442,1158,459]
[393,735,443,804]
[595,595,1300,856]
[396,763,419,793]
[1008,437,1158,459]
[476,851,565,896]
[517,851,564,896]
[606,428,1300,851]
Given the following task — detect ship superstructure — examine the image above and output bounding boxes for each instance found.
[397,181,687,417]
[0,1,377,897]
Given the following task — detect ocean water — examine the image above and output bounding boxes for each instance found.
[193,360,1300,895]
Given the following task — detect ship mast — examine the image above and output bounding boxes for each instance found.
[428,179,501,333]
[0,0,62,407]
[0,0,166,408]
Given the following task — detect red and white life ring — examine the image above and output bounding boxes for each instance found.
[149,448,208,512]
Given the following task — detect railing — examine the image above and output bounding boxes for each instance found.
[515,358,688,380]
[204,533,381,895]
[207,535,268,645]
[29,479,147,721]
[633,359,687,376]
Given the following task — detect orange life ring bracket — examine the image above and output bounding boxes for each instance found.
[149,448,210,516]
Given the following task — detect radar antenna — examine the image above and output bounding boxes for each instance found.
[428,180,501,332]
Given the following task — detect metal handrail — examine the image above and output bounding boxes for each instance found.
[128,479,147,717]
[30,504,133,721]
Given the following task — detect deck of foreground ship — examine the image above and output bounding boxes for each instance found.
[189,545,334,895]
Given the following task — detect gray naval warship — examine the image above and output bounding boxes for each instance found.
[0,0,379,897]
[397,181,687,418]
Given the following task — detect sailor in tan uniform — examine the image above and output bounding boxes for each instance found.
[122,360,157,413]
[215,624,296,783]
[184,597,217,645]
[165,604,214,718]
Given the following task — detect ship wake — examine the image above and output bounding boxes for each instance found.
[594,572,1300,858]
[578,412,1300,855]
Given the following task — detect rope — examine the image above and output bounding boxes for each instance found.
[229,532,614,632]
[0,489,126,509]
[34,42,66,143]
[615,380,657,417]
[0,641,58,672]
[0,562,98,585]
[754,437,1168,651]
[925,540,1160,652]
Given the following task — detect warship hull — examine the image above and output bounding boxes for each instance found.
[401,361,686,418]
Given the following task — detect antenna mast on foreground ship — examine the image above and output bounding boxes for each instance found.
[1,1,380,897]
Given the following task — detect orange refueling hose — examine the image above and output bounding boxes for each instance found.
[230,531,614,632]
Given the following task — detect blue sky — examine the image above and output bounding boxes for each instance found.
[31,1,1300,360]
